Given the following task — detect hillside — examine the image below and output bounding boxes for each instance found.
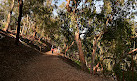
[0,29,113,81]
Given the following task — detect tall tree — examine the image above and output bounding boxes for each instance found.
[65,0,89,71]
[4,0,15,31]
[15,0,23,45]
[23,0,56,39]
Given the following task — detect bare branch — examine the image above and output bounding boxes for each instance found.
[128,48,137,54]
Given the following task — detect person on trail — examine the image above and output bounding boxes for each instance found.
[51,46,54,54]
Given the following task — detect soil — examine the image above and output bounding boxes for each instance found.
[0,30,113,81]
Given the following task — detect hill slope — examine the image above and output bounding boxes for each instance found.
[0,30,113,81]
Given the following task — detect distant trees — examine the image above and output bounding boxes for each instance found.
[23,0,58,40]
[61,0,137,80]
[4,0,15,31]
[0,0,18,31]
[0,0,59,45]
[0,0,137,80]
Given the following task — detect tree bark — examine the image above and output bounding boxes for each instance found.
[15,0,23,45]
[75,32,89,72]
[132,53,134,81]
[128,48,137,54]
[66,0,88,72]
[65,41,74,56]
[33,26,37,40]
[90,33,103,74]
[90,16,110,74]
[24,15,29,35]
[21,23,25,35]
[4,0,15,31]
[91,36,97,74]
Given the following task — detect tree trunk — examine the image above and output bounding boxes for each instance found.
[65,41,74,57]
[66,0,88,72]
[21,23,25,35]
[33,26,37,40]
[65,45,68,56]
[132,53,134,81]
[91,36,97,74]
[15,25,18,34]
[4,0,15,31]
[90,34,102,74]
[33,31,37,39]
[15,0,23,45]
[75,32,89,72]
[24,23,29,36]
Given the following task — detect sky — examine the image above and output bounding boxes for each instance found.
[0,0,136,22]
[52,0,137,22]
[52,0,104,16]
[52,0,67,16]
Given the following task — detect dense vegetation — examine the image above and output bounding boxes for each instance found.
[0,0,137,81]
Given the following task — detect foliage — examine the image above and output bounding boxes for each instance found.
[1,0,137,80]
[57,0,137,80]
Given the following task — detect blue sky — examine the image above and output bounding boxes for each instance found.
[52,0,67,16]
[52,0,104,16]
[52,0,66,6]
[52,0,137,22]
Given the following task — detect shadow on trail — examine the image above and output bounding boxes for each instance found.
[58,56,81,70]
[0,30,43,81]
[0,30,113,81]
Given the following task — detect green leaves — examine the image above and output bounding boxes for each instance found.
[104,1,112,15]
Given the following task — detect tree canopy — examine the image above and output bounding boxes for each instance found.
[0,0,137,81]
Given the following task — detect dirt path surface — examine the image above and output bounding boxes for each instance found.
[9,52,112,81]
[0,30,113,81]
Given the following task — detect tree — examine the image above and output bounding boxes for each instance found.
[65,0,90,71]
[15,0,23,45]
[23,0,57,40]
[63,0,137,79]
[99,0,137,80]
[0,0,18,31]
[4,0,15,31]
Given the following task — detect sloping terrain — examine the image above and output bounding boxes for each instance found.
[0,30,113,81]
[0,30,41,81]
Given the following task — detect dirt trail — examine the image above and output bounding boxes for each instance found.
[9,51,112,81]
[0,30,113,81]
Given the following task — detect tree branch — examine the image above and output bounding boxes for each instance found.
[128,48,137,54]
